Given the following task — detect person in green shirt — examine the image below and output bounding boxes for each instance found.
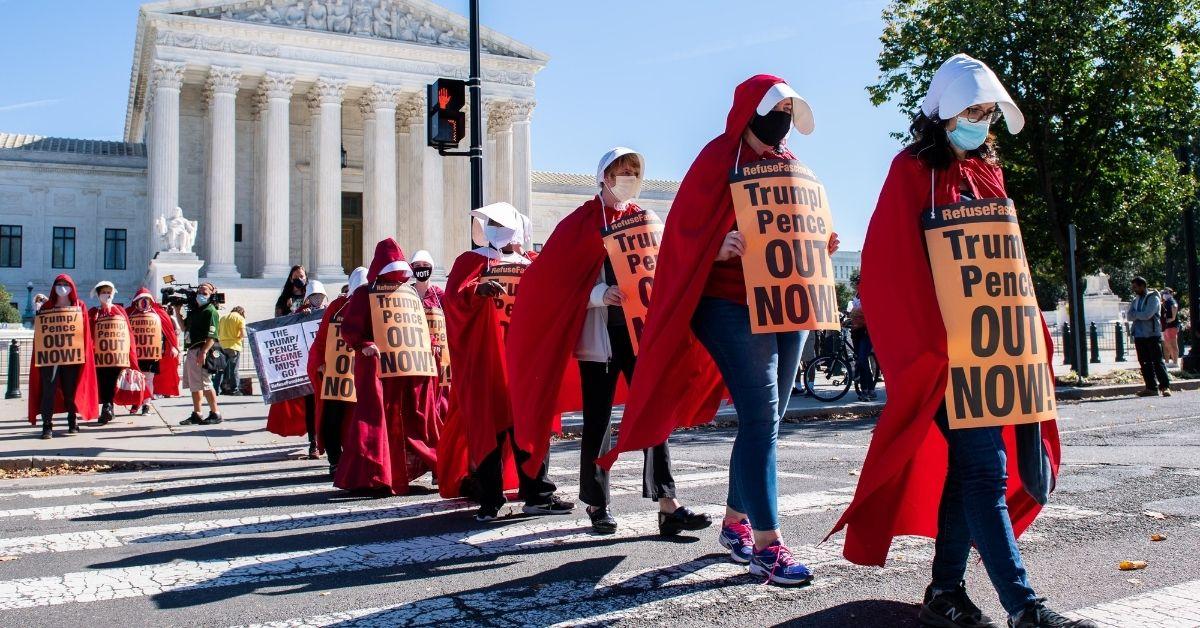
[215,306,246,395]
[171,282,222,425]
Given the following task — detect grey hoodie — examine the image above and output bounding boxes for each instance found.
[1128,289,1162,338]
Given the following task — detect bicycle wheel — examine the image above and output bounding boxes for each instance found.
[805,355,852,402]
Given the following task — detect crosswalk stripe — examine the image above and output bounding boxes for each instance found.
[0,487,855,611]
[777,440,866,450]
[0,482,339,520]
[1068,579,1200,627]
[0,470,328,501]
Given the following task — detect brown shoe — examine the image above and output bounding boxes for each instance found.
[1160,387,1172,397]
[1135,388,1159,397]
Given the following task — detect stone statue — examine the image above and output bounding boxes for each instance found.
[372,0,393,38]
[351,0,374,35]
[328,0,352,33]
[306,0,328,30]
[284,2,307,26]
[156,207,198,254]
[392,8,416,40]
[438,27,465,48]
[416,18,437,44]
[1085,272,1115,296]
[262,0,285,24]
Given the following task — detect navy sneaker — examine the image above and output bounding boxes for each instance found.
[718,519,754,564]
[749,541,813,586]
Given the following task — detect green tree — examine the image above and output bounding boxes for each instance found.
[870,0,1200,296]
[835,281,855,313]
[0,284,22,324]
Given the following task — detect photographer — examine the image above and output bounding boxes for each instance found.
[172,282,222,425]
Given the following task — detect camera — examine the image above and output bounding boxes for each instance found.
[160,276,225,311]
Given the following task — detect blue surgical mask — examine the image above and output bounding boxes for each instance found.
[195,294,210,306]
[947,117,990,151]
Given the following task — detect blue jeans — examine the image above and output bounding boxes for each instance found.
[932,406,1037,615]
[692,297,807,532]
[853,331,875,393]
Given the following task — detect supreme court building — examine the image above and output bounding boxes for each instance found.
[0,0,682,312]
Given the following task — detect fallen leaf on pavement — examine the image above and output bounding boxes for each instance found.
[1127,579,1142,586]
[1118,560,1148,571]
[1151,534,1167,542]
[849,469,860,476]
[319,592,331,596]
[0,556,17,562]
[1143,511,1167,520]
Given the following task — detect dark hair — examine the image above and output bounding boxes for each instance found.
[1131,276,1148,287]
[905,112,999,171]
[274,265,306,315]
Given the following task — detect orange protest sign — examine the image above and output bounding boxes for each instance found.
[128,311,162,361]
[33,307,85,367]
[923,198,1056,429]
[320,314,356,402]
[602,210,663,354]
[93,316,131,368]
[425,307,451,385]
[480,263,526,339]
[730,158,839,334]
[368,281,437,378]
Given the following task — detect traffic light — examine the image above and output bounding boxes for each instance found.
[427,78,466,149]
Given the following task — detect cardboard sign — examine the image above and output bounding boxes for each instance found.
[426,307,451,385]
[368,281,437,378]
[33,307,85,367]
[602,210,663,355]
[730,159,840,334]
[320,312,356,402]
[93,316,131,368]
[923,198,1056,429]
[246,310,325,404]
[129,311,163,361]
[480,263,526,339]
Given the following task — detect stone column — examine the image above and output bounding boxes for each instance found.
[147,60,186,255]
[364,84,400,251]
[399,93,446,273]
[203,66,243,279]
[488,100,514,204]
[308,78,348,279]
[257,71,295,278]
[510,100,535,217]
[358,94,375,254]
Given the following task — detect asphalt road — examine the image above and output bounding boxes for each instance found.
[0,391,1197,627]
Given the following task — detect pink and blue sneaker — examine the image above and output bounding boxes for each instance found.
[718,519,754,564]
[749,541,813,586]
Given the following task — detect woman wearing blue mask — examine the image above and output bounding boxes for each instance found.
[831,54,1094,628]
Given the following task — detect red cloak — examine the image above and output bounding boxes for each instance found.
[509,196,635,477]
[265,304,319,439]
[129,287,181,398]
[307,294,350,452]
[417,283,450,445]
[595,76,792,469]
[436,251,520,498]
[87,304,150,407]
[27,274,100,423]
[827,151,1061,566]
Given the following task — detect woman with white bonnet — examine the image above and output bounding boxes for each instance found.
[830,54,1092,628]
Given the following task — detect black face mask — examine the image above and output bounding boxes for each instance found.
[292,278,305,291]
[748,110,792,147]
[413,268,433,282]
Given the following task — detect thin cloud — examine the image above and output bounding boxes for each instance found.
[0,98,64,113]
[657,29,798,63]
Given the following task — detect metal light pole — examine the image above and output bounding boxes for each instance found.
[22,280,33,328]
[1184,206,1200,370]
[1067,224,1088,377]
[468,0,483,212]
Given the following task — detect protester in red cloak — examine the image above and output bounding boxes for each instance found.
[87,281,148,424]
[595,76,837,585]
[509,147,711,536]
[827,55,1083,628]
[28,274,100,437]
[265,278,327,457]
[438,201,573,522]
[335,239,437,494]
[128,288,181,407]
[410,250,448,449]
[308,268,367,477]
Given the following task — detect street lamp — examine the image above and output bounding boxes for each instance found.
[22,280,33,327]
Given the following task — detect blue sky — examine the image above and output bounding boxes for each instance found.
[0,0,909,249]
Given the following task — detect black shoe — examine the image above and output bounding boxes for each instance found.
[587,506,618,534]
[98,405,113,425]
[1008,599,1097,628]
[39,429,52,440]
[66,415,79,434]
[328,464,338,478]
[140,404,150,416]
[658,506,713,536]
[522,495,574,515]
[920,582,997,627]
[201,412,223,425]
[1135,388,1159,397]
[474,504,502,522]
[179,412,203,426]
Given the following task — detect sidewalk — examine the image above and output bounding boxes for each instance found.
[2,364,1194,467]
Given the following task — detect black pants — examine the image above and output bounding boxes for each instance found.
[1134,336,1171,390]
[213,348,240,393]
[39,365,81,425]
[321,400,348,467]
[96,367,122,405]
[304,394,317,451]
[579,323,675,508]
[475,427,557,509]
[852,331,875,393]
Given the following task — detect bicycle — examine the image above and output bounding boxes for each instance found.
[803,316,880,402]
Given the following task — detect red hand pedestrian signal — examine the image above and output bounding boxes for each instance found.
[427,79,466,149]
[438,87,451,110]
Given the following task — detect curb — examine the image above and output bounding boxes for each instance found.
[1054,378,1200,401]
